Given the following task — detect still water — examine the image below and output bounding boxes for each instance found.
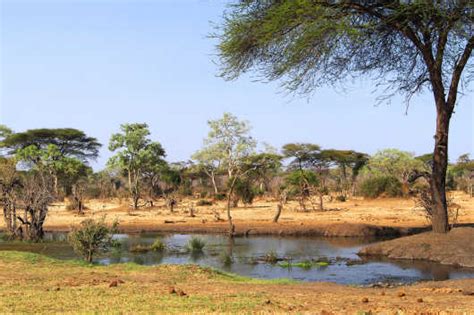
[1,232,473,285]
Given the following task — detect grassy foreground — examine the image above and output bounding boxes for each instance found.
[0,251,286,314]
[0,251,473,314]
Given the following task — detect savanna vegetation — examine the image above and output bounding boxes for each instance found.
[0,113,472,242]
[0,1,473,313]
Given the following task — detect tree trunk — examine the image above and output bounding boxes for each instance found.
[226,179,237,238]
[318,192,324,211]
[273,204,282,223]
[430,106,451,233]
[133,194,139,210]
[211,174,218,195]
[53,174,58,196]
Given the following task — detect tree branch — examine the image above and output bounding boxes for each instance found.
[447,35,474,112]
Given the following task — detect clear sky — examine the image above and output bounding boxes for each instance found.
[1,0,473,169]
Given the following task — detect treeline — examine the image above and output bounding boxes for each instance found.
[0,113,473,239]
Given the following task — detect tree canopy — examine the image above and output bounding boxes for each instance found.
[2,128,101,162]
[108,123,166,209]
[217,0,473,99]
[216,0,474,233]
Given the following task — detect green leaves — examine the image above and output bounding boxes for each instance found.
[216,0,474,98]
[2,128,101,161]
[108,123,166,173]
[68,217,119,263]
[364,149,426,181]
[107,123,166,208]
[193,112,256,178]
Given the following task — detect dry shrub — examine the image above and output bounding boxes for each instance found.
[414,189,461,228]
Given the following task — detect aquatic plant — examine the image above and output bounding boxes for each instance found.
[187,237,206,253]
[278,260,330,269]
[220,252,234,266]
[150,239,166,252]
[130,244,151,253]
[263,250,278,264]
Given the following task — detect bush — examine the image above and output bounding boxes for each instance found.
[220,252,233,266]
[360,176,402,198]
[335,195,347,202]
[263,250,278,264]
[232,178,256,205]
[150,239,166,252]
[68,218,118,263]
[196,199,213,206]
[214,193,227,201]
[187,237,206,253]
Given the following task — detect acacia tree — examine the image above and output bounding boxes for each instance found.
[195,113,256,236]
[322,150,369,197]
[450,153,474,195]
[108,123,166,210]
[0,125,13,151]
[2,128,100,194]
[0,158,21,239]
[282,143,321,210]
[365,149,426,195]
[58,158,92,213]
[216,1,473,233]
[192,147,222,195]
[13,145,57,241]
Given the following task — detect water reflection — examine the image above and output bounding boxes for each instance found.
[1,232,473,285]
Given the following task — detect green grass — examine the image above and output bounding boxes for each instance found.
[0,250,298,314]
[150,239,166,252]
[186,237,206,252]
[278,260,330,269]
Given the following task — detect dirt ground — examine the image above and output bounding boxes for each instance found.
[1,251,473,314]
[1,193,474,313]
[3,191,471,236]
[360,227,474,268]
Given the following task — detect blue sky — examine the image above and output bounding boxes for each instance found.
[1,0,473,169]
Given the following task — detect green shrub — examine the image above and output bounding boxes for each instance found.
[187,237,206,252]
[68,218,118,263]
[285,170,319,188]
[220,252,233,266]
[232,178,256,205]
[335,195,346,202]
[196,199,213,206]
[150,239,166,252]
[214,193,227,201]
[263,250,278,264]
[360,176,402,198]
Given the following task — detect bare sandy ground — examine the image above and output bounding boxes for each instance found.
[5,191,470,236]
[360,227,474,267]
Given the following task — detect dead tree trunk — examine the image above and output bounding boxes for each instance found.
[273,189,287,223]
[273,204,282,223]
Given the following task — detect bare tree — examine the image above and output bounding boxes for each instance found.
[17,172,54,242]
[0,159,21,239]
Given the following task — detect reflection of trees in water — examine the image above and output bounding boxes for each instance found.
[4,232,473,284]
[190,251,205,262]
[396,260,451,281]
[364,256,454,281]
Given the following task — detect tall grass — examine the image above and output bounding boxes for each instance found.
[187,237,206,253]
